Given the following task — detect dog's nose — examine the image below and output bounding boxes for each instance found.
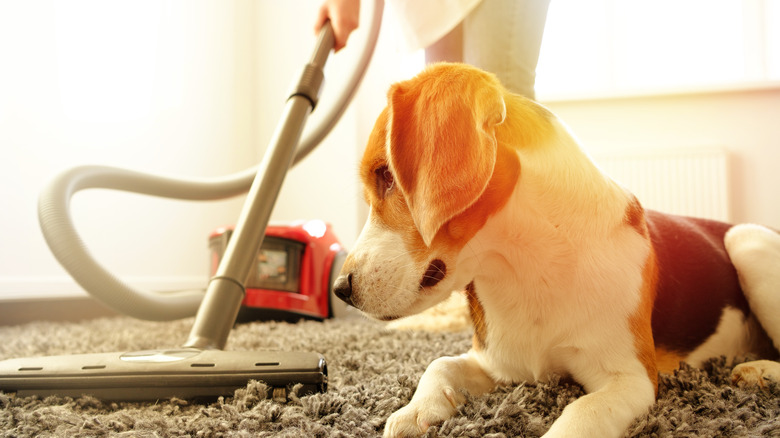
[333,273,355,307]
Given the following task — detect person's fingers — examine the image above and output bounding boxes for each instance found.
[314,4,329,31]
[313,1,359,52]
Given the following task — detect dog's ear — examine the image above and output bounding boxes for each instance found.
[386,66,506,247]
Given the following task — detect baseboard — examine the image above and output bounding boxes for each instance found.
[0,276,207,326]
[0,296,120,326]
[0,276,207,300]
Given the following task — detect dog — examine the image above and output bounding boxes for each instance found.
[332,63,780,438]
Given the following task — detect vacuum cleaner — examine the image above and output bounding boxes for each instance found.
[0,0,382,401]
[211,220,349,323]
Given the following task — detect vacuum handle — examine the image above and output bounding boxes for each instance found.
[286,22,333,110]
[294,0,384,164]
[311,20,335,70]
[183,22,337,351]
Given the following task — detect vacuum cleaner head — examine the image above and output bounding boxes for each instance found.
[0,349,326,401]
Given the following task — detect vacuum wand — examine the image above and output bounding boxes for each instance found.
[184,24,335,351]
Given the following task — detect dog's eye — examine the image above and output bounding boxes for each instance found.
[375,166,395,199]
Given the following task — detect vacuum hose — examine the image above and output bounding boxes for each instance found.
[38,1,383,321]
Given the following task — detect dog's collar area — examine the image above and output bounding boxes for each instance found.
[420,259,447,289]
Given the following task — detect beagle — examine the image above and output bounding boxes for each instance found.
[332,63,780,438]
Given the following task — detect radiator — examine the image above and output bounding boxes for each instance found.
[591,148,731,222]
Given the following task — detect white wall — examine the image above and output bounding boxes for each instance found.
[542,87,780,228]
[0,1,256,299]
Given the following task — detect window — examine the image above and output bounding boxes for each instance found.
[535,0,780,100]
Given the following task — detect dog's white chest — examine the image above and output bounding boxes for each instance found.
[472,300,579,383]
[462,239,649,387]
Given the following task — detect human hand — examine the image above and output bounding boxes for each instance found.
[314,0,360,52]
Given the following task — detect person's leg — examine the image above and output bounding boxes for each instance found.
[463,0,551,99]
[424,22,464,64]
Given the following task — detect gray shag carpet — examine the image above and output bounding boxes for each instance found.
[1,315,778,437]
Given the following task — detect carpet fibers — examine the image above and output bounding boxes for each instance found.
[1,316,778,437]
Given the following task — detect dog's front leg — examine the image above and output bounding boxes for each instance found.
[384,350,495,438]
[542,373,656,438]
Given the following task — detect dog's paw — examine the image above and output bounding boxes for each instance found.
[383,387,460,438]
[731,360,780,388]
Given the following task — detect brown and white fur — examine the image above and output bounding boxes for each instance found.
[332,63,780,438]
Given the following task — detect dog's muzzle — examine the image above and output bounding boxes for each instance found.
[333,259,447,309]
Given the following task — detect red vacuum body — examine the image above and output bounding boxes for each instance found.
[209,220,347,322]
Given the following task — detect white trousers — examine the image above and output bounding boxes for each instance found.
[425,0,551,99]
